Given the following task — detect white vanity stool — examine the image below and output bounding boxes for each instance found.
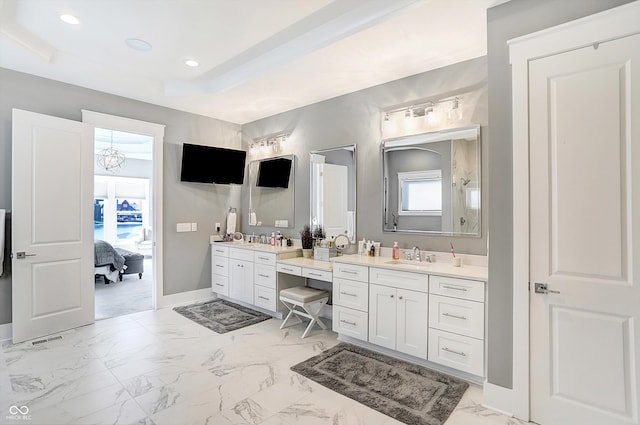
[279,286,329,338]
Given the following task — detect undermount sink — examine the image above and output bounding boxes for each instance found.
[384,259,429,266]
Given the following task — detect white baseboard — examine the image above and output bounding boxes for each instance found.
[482,381,515,417]
[158,288,215,309]
[0,322,12,342]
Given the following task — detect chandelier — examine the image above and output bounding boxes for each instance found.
[97,131,126,173]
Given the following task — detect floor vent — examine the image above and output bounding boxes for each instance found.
[31,335,63,345]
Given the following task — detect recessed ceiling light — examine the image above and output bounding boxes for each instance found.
[59,14,80,25]
[125,38,152,52]
[185,59,199,67]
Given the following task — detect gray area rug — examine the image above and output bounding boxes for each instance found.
[173,299,271,333]
[291,343,468,425]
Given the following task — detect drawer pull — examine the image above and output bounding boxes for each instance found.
[258,274,270,278]
[215,283,224,287]
[258,296,270,301]
[308,272,322,277]
[215,250,225,254]
[442,285,468,292]
[340,291,357,297]
[342,269,358,275]
[258,256,270,261]
[442,347,467,357]
[281,267,293,272]
[215,264,224,268]
[340,319,357,326]
[442,312,467,320]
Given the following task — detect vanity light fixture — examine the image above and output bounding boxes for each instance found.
[250,133,288,154]
[381,96,464,134]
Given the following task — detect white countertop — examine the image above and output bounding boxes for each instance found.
[211,241,301,254]
[331,254,488,281]
[277,257,333,272]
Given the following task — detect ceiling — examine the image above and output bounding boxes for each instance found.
[0,0,502,125]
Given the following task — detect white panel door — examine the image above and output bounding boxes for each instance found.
[368,283,396,350]
[12,109,94,343]
[529,34,640,425]
[320,163,348,240]
[396,289,427,359]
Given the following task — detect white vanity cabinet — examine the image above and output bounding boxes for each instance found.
[369,267,428,359]
[427,275,485,377]
[332,262,369,341]
[253,252,277,311]
[211,244,229,296]
[229,248,254,304]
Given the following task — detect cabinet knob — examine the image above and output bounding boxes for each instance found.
[390,294,394,298]
[398,296,403,300]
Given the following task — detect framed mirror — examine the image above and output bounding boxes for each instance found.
[248,154,295,228]
[382,125,480,236]
[310,145,356,243]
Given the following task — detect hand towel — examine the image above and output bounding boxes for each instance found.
[226,210,237,234]
[249,211,257,226]
[346,210,355,240]
[0,209,5,277]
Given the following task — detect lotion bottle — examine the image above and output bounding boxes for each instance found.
[270,232,275,246]
[392,242,400,260]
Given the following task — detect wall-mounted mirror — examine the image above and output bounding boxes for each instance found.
[248,154,295,228]
[382,126,480,236]
[310,145,356,243]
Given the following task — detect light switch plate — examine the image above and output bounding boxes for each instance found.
[191,222,197,231]
[176,223,191,232]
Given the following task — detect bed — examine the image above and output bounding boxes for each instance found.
[94,240,125,283]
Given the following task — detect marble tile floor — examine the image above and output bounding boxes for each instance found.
[0,307,531,425]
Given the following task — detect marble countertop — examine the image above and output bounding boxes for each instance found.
[331,254,488,281]
[277,256,333,271]
[211,241,301,254]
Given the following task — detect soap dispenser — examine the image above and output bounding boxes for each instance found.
[392,242,400,260]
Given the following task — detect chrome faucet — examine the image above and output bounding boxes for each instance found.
[424,253,435,263]
[412,246,421,262]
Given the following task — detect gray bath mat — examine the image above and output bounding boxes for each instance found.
[291,343,468,425]
[173,299,270,333]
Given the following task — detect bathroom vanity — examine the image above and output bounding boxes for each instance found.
[331,254,487,382]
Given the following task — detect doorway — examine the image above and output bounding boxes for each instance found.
[93,129,154,319]
[83,110,165,316]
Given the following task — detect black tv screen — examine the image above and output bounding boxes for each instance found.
[256,157,292,188]
[180,143,246,185]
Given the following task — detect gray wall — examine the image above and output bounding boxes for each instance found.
[241,56,489,256]
[0,68,242,324]
[485,0,635,389]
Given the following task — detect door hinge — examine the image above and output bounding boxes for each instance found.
[528,282,530,291]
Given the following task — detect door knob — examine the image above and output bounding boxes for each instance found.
[535,283,560,294]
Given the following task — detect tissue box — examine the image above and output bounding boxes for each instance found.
[313,246,336,262]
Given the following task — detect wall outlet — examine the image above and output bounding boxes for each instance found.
[215,222,221,232]
[191,222,197,231]
[176,222,191,232]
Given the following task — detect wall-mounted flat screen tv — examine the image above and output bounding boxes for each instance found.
[256,157,293,188]
[180,143,246,185]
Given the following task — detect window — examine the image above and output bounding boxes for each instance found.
[398,170,442,216]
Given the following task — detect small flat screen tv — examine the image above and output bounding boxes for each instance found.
[256,157,292,188]
[180,143,246,185]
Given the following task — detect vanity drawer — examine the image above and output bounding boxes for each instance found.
[334,278,368,312]
[277,263,302,276]
[369,267,428,293]
[211,245,229,257]
[212,274,229,297]
[303,267,333,283]
[333,306,368,341]
[333,263,369,282]
[212,256,229,276]
[255,264,276,289]
[254,285,277,312]
[254,252,277,266]
[428,328,484,377]
[429,276,485,302]
[229,247,254,262]
[429,295,484,339]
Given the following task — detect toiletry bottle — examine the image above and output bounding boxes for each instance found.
[393,242,400,260]
[358,238,365,255]
[370,243,375,257]
[271,232,275,246]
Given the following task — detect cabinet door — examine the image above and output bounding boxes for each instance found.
[368,284,396,350]
[396,289,428,359]
[229,259,254,304]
